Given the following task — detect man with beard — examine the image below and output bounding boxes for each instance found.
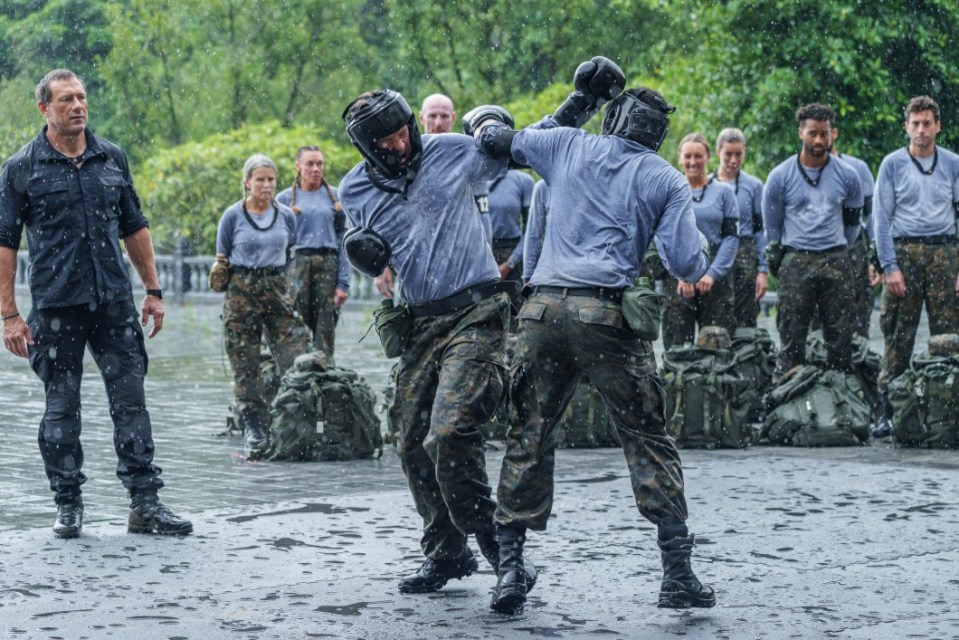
[762,103,864,378]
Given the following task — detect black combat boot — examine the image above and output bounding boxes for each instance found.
[490,525,527,614]
[53,497,84,539]
[240,408,268,449]
[657,523,715,609]
[477,527,538,593]
[398,547,478,594]
[128,493,194,535]
[871,393,894,439]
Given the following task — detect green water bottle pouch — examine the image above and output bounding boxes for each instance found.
[373,299,413,358]
[621,277,664,341]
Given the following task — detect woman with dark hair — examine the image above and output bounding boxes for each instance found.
[216,154,309,449]
[661,133,739,347]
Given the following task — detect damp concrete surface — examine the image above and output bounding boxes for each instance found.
[0,297,957,639]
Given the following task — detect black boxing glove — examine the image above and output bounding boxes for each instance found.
[554,56,625,128]
[461,105,515,137]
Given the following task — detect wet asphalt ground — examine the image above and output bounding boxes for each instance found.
[1,296,957,640]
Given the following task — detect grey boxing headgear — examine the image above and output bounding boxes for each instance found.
[343,226,392,278]
[343,90,423,180]
[602,87,676,152]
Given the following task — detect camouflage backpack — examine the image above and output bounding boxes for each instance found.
[555,379,621,448]
[659,340,755,449]
[264,354,383,461]
[730,327,778,423]
[806,330,882,418]
[761,365,871,446]
[888,344,959,449]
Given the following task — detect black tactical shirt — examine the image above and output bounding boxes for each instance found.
[0,127,149,309]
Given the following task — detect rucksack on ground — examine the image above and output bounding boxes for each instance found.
[660,341,755,449]
[761,365,871,446]
[264,353,383,461]
[554,379,621,448]
[889,349,959,449]
[730,327,777,423]
[806,330,881,418]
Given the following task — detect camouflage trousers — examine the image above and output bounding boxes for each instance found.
[287,252,338,358]
[661,274,735,349]
[390,294,509,561]
[810,233,873,338]
[731,236,760,329]
[878,242,959,391]
[775,249,856,376]
[224,271,310,421]
[495,292,689,531]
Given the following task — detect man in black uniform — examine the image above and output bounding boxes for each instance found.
[0,69,192,539]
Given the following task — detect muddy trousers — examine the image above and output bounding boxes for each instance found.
[390,295,508,561]
[27,301,164,504]
[495,292,688,531]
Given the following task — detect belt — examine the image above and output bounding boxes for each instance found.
[533,285,624,303]
[783,245,846,256]
[296,247,338,256]
[230,265,286,277]
[492,237,521,251]
[737,235,756,244]
[409,281,517,318]
[894,234,957,246]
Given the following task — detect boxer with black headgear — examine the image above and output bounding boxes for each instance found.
[338,89,536,601]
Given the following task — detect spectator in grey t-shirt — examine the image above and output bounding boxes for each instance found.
[762,103,863,377]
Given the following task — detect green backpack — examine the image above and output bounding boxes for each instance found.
[762,365,871,446]
[806,331,882,417]
[889,352,959,449]
[555,379,621,448]
[730,327,778,423]
[660,344,755,449]
[264,360,383,461]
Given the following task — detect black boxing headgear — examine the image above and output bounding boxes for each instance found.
[602,87,675,152]
[343,90,423,180]
[343,226,392,278]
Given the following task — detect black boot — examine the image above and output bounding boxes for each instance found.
[129,493,194,535]
[657,532,716,609]
[398,547,478,594]
[490,525,527,614]
[871,393,894,439]
[477,527,538,593]
[53,497,84,539]
[240,407,268,449]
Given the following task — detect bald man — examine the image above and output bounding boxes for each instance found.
[420,94,456,134]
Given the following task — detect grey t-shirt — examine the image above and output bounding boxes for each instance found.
[762,154,864,251]
[276,184,351,291]
[873,146,959,272]
[216,200,297,269]
[338,133,507,304]
[692,180,739,280]
[509,116,708,288]
[488,170,535,266]
[522,179,549,282]
[712,169,768,272]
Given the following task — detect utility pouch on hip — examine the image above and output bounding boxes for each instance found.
[621,276,664,341]
[209,255,230,292]
[373,299,413,358]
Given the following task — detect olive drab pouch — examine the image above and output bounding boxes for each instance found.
[209,255,230,292]
[373,299,413,358]
[621,276,665,341]
[891,351,959,449]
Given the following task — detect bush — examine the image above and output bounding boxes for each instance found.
[135,121,360,253]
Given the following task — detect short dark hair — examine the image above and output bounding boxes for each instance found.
[795,103,835,128]
[904,95,940,122]
[36,69,84,105]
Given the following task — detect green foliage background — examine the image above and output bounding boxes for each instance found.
[2,0,959,252]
